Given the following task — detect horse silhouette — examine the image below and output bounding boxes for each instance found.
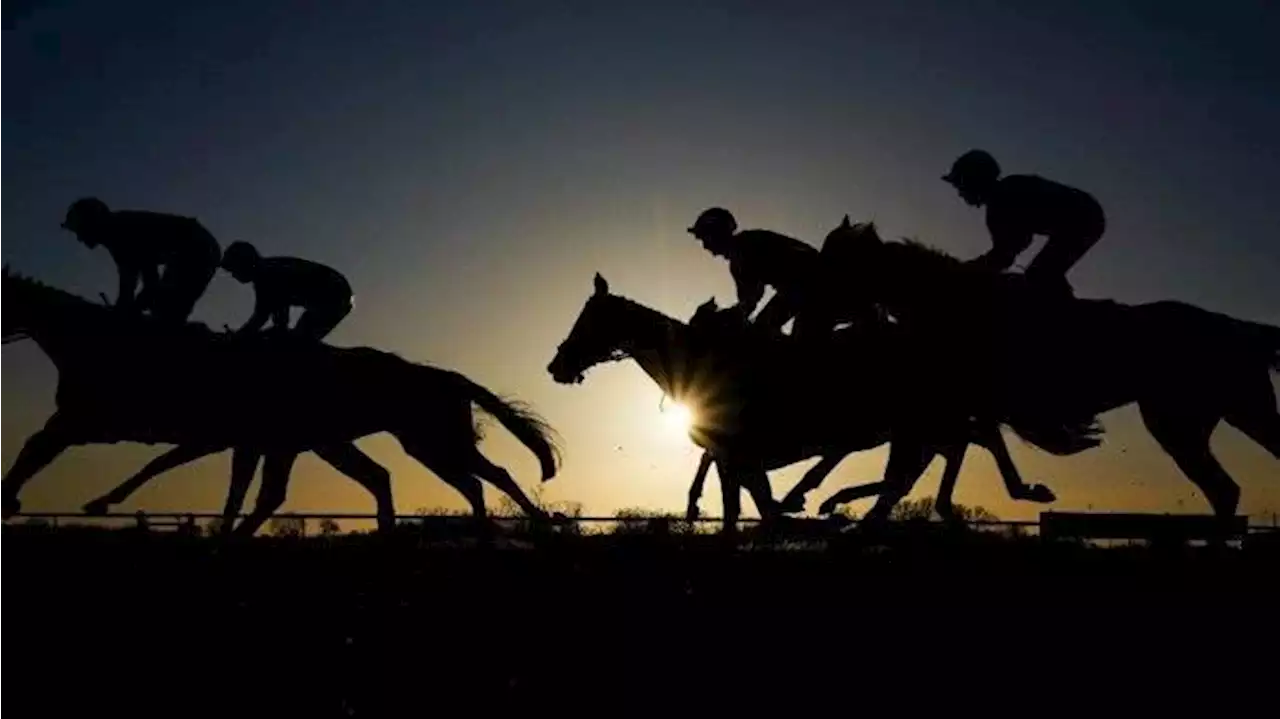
[680,297,1069,520]
[1,267,562,536]
[547,273,1099,530]
[816,215,1280,519]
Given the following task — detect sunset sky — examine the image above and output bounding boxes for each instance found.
[4,0,1279,523]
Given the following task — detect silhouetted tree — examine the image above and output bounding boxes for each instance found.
[610,508,688,536]
[834,495,1000,523]
[318,518,342,536]
[269,514,306,538]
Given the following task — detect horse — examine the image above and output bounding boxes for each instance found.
[815,215,1280,519]
[1,267,562,536]
[546,273,1100,531]
[678,298,1065,521]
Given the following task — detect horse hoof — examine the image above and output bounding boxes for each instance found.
[779,496,806,514]
[83,499,111,516]
[826,513,853,529]
[1027,485,1057,503]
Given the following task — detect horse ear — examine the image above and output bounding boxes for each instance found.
[593,273,609,296]
[840,214,851,229]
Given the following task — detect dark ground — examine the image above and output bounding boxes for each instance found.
[4,520,1277,716]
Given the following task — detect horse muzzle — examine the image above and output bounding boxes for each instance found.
[547,361,585,385]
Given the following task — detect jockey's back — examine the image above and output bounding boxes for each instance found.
[103,210,221,269]
[726,229,820,299]
[987,174,1105,242]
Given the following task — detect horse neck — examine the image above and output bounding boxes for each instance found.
[880,245,981,324]
[612,298,691,398]
[12,291,115,375]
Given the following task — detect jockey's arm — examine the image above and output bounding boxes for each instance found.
[103,242,141,310]
[134,263,161,308]
[971,227,1033,273]
[113,267,135,309]
[752,292,795,334]
[236,294,272,334]
[730,262,765,319]
[269,305,291,331]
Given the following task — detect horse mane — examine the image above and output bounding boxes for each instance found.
[3,265,99,307]
[895,236,965,268]
[605,292,690,333]
[3,264,224,339]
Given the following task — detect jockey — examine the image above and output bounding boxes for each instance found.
[942,149,1106,296]
[219,241,354,342]
[687,207,824,339]
[61,197,222,323]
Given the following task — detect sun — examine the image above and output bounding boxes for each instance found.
[659,397,696,435]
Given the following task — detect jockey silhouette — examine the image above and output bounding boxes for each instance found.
[220,241,354,342]
[943,149,1106,296]
[687,207,823,339]
[62,197,222,323]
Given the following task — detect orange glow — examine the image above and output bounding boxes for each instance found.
[660,397,696,437]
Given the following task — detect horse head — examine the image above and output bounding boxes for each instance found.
[820,215,886,282]
[547,273,641,384]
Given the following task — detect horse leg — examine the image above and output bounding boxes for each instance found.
[397,441,488,524]
[219,449,261,535]
[399,433,547,526]
[1139,403,1240,519]
[2,413,83,518]
[738,463,779,523]
[858,441,936,526]
[975,425,1056,503]
[1222,372,1280,460]
[467,450,551,522]
[231,452,299,538]
[717,459,743,535]
[739,465,778,525]
[933,443,968,522]
[312,443,395,533]
[779,452,849,514]
[816,480,894,516]
[817,443,934,518]
[686,452,715,521]
[83,444,228,515]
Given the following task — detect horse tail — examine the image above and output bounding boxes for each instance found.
[453,373,562,481]
[1007,416,1105,457]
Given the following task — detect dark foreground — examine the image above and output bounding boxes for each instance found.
[5,521,1278,716]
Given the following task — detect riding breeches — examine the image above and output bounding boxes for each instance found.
[1024,211,1106,281]
[138,226,221,324]
[147,258,220,324]
[292,297,354,342]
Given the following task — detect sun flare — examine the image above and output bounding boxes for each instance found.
[659,398,695,436]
